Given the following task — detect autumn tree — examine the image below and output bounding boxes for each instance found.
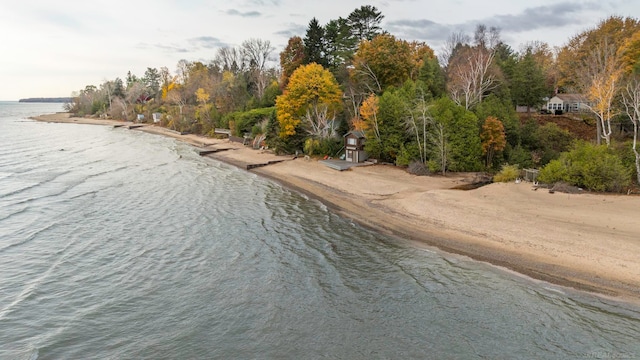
[620,30,640,75]
[480,116,507,168]
[579,40,622,146]
[359,93,379,138]
[279,36,306,88]
[353,34,435,93]
[557,17,640,145]
[557,16,640,90]
[275,63,343,140]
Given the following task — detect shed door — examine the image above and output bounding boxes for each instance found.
[346,150,354,162]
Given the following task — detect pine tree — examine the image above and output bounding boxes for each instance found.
[303,18,327,67]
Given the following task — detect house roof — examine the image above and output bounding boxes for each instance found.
[344,130,365,138]
[554,93,587,102]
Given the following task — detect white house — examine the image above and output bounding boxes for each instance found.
[545,94,590,114]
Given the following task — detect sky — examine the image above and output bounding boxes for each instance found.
[1,0,638,100]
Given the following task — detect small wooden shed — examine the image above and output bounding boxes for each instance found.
[344,130,368,163]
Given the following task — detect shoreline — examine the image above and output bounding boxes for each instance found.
[31,113,640,304]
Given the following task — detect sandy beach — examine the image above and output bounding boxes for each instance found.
[33,113,640,302]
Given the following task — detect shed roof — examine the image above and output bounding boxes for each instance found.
[344,130,365,138]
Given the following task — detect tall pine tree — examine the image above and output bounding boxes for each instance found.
[303,18,327,67]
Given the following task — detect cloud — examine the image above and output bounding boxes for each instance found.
[487,1,604,33]
[137,43,190,53]
[189,36,229,49]
[226,9,262,17]
[244,0,281,5]
[35,9,87,32]
[386,18,454,43]
[273,23,307,39]
[386,1,607,48]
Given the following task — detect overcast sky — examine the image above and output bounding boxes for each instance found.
[1,0,638,100]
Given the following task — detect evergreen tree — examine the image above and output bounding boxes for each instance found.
[346,5,384,42]
[303,18,327,67]
[512,49,548,113]
[324,18,356,70]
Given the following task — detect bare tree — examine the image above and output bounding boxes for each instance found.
[428,121,448,175]
[404,89,431,164]
[447,45,499,110]
[303,103,338,139]
[110,96,128,120]
[473,24,501,50]
[439,31,470,68]
[353,61,382,93]
[215,47,245,73]
[241,38,275,100]
[621,76,640,184]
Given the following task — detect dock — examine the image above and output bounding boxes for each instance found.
[198,148,233,156]
[246,159,289,170]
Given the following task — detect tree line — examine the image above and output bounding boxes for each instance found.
[65,7,640,191]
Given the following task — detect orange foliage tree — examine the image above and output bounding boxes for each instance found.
[480,116,506,167]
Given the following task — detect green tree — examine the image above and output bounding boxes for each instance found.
[363,89,408,163]
[324,18,357,70]
[417,56,446,98]
[429,98,483,172]
[346,5,384,42]
[512,48,548,113]
[303,18,327,67]
[143,67,161,99]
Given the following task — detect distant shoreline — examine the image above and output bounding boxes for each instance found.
[30,112,640,305]
[19,97,71,103]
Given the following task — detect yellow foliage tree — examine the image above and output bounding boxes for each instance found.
[275,63,343,139]
[359,93,379,139]
[195,88,210,105]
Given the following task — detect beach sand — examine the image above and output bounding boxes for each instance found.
[32,113,640,302]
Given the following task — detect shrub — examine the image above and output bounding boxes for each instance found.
[407,161,430,176]
[303,137,342,157]
[493,164,520,182]
[538,141,631,192]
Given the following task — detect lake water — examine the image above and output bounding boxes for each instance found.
[1,101,639,359]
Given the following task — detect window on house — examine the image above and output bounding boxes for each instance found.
[347,138,357,146]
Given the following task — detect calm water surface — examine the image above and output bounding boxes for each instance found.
[1,102,639,359]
